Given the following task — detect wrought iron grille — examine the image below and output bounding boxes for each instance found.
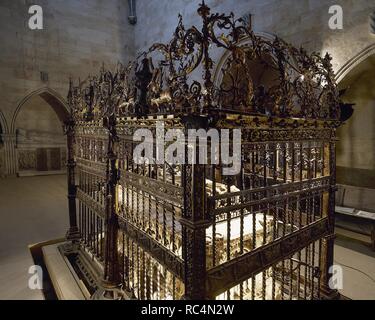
[64,2,342,300]
[75,121,108,262]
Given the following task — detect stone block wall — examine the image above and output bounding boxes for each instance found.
[134,0,375,76]
[0,0,136,175]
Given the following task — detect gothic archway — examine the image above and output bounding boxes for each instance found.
[11,88,69,133]
[10,88,69,176]
[336,43,375,84]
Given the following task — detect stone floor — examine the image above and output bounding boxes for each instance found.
[334,229,375,300]
[0,175,68,300]
[0,175,374,300]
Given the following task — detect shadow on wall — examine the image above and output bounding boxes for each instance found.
[336,54,375,210]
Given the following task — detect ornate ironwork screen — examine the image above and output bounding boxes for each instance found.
[64,2,342,300]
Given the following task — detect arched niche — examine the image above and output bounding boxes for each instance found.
[11,88,69,133]
[12,88,69,177]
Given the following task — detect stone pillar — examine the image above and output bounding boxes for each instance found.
[1,134,17,176]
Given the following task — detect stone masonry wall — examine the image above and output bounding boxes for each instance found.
[0,0,135,134]
[0,0,136,175]
[134,0,375,76]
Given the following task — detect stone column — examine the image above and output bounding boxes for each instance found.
[1,134,17,176]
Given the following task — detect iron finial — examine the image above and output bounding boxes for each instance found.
[198,0,210,17]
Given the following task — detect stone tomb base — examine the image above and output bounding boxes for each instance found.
[41,241,104,300]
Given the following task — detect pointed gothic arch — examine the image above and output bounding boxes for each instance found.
[8,87,70,177]
[336,43,375,84]
[11,87,69,134]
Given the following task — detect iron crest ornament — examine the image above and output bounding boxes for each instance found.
[68,1,341,122]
